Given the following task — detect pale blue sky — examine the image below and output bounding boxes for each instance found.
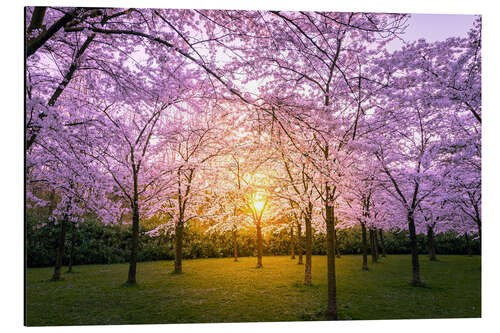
[386,13,478,51]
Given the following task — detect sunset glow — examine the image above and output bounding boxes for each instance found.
[24,5,481,325]
[251,193,267,213]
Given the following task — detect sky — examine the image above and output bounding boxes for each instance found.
[386,13,477,51]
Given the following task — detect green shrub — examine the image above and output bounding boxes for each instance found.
[26,209,481,268]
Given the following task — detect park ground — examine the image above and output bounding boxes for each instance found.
[25,254,481,326]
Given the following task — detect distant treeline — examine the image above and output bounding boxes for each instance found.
[26,211,481,268]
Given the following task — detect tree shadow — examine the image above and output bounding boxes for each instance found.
[121,281,139,288]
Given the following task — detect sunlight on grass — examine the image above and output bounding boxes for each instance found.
[26,255,480,326]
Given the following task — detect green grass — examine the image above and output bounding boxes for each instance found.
[25,255,481,326]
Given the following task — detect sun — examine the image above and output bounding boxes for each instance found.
[252,198,266,212]
[251,191,267,213]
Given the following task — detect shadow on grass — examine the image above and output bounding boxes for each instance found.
[42,277,65,283]
[405,281,446,292]
[300,312,322,321]
[301,310,357,321]
[292,281,320,290]
[121,281,139,288]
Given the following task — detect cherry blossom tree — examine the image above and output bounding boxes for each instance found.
[25,6,481,320]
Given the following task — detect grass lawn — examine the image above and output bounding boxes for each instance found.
[25,254,481,326]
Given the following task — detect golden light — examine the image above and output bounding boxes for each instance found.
[251,192,267,213]
[253,198,266,213]
[244,172,269,215]
[244,172,267,186]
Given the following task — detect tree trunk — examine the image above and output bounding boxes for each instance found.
[67,222,76,273]
[334,227,341,258]
[52,215,68,281]
[324,201,338,320]
[174,220,184,273]
[127,167,141,284]
[304,206,312,285]
[465,232,472,256]
[369,228,377,263]
[256,218,263,268]
[361,222,368,271]
[427,225,437,261]
[26,8,81,58]
[127,204,140,283]
[475,217,482,253]
[373,228,379,261]
[233,229,238,262]
[378,229,387,257]
[408,213,422,286]
[290,224,295,260]
[27,7,47,36]
[297,222,303,265]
